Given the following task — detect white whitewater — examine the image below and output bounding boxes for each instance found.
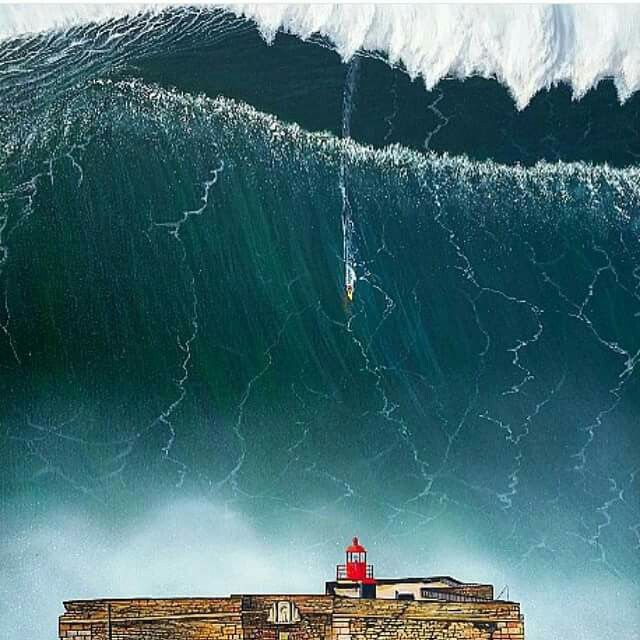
[2,4,640,109]
[0,4,152,38]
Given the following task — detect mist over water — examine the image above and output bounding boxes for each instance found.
[0,7,639,640]
[3,497,640,640]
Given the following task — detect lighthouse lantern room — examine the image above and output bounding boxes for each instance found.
[337,537,375,584]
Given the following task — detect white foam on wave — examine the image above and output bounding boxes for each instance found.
[0,4,154,39]
[231,4,640,109]
[107,77,640,192]
[2,3,640,109]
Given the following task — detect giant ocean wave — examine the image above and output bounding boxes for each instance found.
[1,5,639,640]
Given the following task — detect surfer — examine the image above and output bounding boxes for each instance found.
[346,283,354,301]
[345,262,356,302]
[345,282,354,302]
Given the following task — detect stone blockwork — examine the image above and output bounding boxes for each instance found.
[60,595,524,640]
[332,598,523,640]
[241,595,333,640]
[59,598,243,640]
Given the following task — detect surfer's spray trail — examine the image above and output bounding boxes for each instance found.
[341,58,359,301]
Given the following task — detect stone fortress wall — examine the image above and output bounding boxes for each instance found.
[59,594,524,640]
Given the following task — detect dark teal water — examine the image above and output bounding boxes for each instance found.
[1,8,639,639]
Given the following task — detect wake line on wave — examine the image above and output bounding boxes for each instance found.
[340,58,359,303]
[3,4,640,109]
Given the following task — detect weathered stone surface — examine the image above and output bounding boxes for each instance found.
[59,595,524,640]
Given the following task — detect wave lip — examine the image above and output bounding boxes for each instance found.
[230,3,640,109]
[2,4,640,109]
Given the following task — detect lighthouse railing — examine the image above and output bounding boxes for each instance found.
[336,565,374,580]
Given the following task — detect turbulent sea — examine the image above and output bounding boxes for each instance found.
[1,5,639,639]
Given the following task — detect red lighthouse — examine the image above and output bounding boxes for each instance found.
[336,537,376,595]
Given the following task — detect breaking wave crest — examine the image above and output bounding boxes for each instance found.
[2,4,640,108]
[68,78,640,201]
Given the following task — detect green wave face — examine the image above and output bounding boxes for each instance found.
[1,9,639,640]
